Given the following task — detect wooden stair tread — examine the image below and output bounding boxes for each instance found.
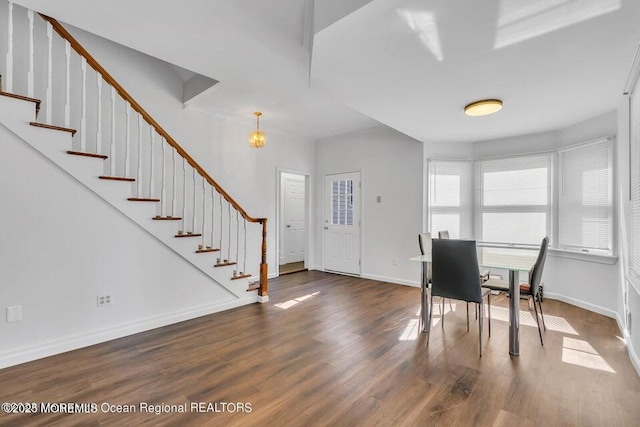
[30,122,77,136]
[127,197,160,202]
[175,233,202,238]
[0,91,41,112]
[247,283,260,291]
[153,216,182,221]
[99,176,135,182]
[231,273,251,281]
[67,150,108,160]
[214,261,236,267]
[196,247,220,253]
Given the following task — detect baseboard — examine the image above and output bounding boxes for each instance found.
[361,273,420,288]
[616,313,626,335]
[544,292,617,319]
[0,296,258,370]
[623,328,640,377]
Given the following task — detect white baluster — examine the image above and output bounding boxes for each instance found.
[137,115,143,196]
[182,158,187,232]
[149,128,155,198]
[228,202,232,261]
[192,169,197,232]
[5,1,13,93]
[202,178,206,247]
[211,187,215,248]
[219,196,223,260]
[243,218,247,274]
[235,210,239,275]
[27,10,34,97]
[64,41,71,127]
[124,102,131,177]
[80,57,87,150]
[160,138,166,216]
[46,22,53,124]
[110,87,116,175]
[171,149,177,217]
[96,74,102,154]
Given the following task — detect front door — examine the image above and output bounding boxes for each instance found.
[283,176,306,264]
[324,172,361,275]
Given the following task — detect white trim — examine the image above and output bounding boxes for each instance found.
[0,296,258,370]
[557,136,614,153]
[361,273,420,288]
[544,292,617,319]
[623,40,640,95]
[548,248,618,265]
[626,273,640,295]
[623,327,640,377]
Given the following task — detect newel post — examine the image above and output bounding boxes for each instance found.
[259,219,268,298]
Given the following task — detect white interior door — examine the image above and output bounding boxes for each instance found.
[324,172,360,275]
[283,176,306,264]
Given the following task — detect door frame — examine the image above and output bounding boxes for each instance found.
[275,167,312,277]
[322,170,363,276]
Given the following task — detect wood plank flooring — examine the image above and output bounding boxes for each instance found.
[0,271,639,426]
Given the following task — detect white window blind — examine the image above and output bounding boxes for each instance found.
[427,160,472,239]
[630,75,640,279]
[475,154,552,246]
[558,139,613,254]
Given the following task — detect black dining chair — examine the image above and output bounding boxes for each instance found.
[482,236,549,345]
[429,239,491,357]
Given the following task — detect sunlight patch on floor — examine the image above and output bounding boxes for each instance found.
[274,291,320,310]
[487,305,578,335]
[562,337,616,373]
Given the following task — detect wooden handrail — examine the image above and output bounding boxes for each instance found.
[38,14,268,295]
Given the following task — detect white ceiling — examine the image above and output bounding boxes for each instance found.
[13,0,640,143]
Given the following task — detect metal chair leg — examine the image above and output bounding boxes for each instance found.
[488,292,491,338]
[427,295,434,345]
[532,295,544,346]
[441,298,445,328]
[466,303,469,331]
[537,295,547,331]
[479,301,483,357]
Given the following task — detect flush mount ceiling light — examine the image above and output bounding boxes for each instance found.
[249,112,266,148]
[464,99,503,116]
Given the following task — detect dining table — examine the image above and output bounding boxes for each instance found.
[410,245,536,356]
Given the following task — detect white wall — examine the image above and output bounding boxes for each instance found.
[0,124,242,368]
[314,126,473,286]
[474,111,620,318]
[65,24,316,278]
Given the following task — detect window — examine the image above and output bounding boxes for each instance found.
[427,160,472,239]
[558,139,613,254]
[475,154,552,246]
[630,75,640,279]
[331,179,354,226]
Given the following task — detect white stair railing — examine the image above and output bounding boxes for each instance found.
[0,1,266,292]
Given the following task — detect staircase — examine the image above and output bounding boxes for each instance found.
[0,3,268,301]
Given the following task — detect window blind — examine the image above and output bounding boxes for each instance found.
[630,76,640,279]
[427,160,472,239]
[558,139,613,254]
[475,154,552,246]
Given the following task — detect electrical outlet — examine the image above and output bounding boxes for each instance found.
[6,305,22,322]
[97,295,112,307]
[392,257,398,265]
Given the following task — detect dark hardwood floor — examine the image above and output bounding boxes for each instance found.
[1,271,639,426]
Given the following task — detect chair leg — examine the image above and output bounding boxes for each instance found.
[442,298,445,328]
[475,303,478,320]
[537,295,547,331]
[487,292,491,338]
[427,295,434,345]
[532,295,544,346]
[478,301,483,357]
[466,303,469,331]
